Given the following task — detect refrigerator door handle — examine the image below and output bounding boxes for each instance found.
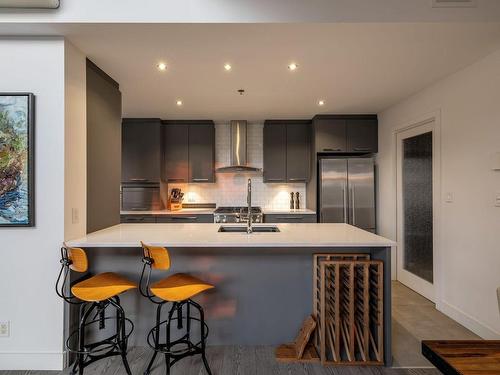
[342,184,348,223]
[351,185,356,226]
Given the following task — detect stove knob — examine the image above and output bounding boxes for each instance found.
[235,217,240,223]
[222,217,227,223]
[215,216,220,223]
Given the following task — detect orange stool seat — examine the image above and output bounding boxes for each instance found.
[150,273,214,302]
[72,272,137,302]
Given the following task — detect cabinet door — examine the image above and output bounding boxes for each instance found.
[189,124,215,183]
[156,214,213,223]
[286,122,310,182]
[122,119,160,183]
[347,118,378,153]
[163,124,189,182]
[264,214,317,223]
[314,118,346,152]
[263,123,287,183]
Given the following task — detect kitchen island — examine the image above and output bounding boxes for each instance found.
[67,223,395,365]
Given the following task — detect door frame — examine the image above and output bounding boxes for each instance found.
[394,110,442,303]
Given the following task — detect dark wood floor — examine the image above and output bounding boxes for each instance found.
[1,346,440,375]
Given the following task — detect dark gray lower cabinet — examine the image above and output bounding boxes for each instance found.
[264,214,317,223]
[120,215,156,223]
[121,214,213,223]
[156,214,213,223]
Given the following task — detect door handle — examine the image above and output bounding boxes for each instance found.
[342,184,348,223]
[351,186,356,226]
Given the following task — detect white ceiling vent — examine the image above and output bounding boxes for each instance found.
[0,0,60,8]
[432,0,477,8]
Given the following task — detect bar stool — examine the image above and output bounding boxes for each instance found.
[56,245,137,375]
[139,242,214,375]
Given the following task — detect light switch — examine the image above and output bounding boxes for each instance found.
[445,192,454,203]
[0,321,9,338]
[495,193,500,207]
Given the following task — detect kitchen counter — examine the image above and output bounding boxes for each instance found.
[67,223,393,365]
[67,223,394,248]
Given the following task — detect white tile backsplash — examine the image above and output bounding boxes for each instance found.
[168,122,306,210]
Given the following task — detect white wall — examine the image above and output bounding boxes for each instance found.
[0,38,87,371]
[377,48,500,339]
[168,123,306,209]
[0,38,66,370]
[64,41,86,240]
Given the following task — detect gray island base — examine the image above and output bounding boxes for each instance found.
[67,223,395,366]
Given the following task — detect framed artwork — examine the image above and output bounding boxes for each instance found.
[0,93,35,227]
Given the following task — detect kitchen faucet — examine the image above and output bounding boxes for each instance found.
[247,178,252,234]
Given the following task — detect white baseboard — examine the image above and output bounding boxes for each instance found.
[437,299,500,339]
[0,351,64,370]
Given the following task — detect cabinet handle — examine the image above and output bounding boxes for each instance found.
[192,178,209,182]
[171,216,198,220]
[266,178,285,182]
[276,216,304,220]
[167,178,186,182]
[288,178,306,182]
[323,148,341,152]
[130,207,148,211]
[353,147,371,152]
[130,178,148,182]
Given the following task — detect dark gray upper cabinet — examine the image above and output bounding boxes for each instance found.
[313,117,347,152]
[162,123,189,182]
[264,120,310,183]
[162,120,215,183]
[286,122,310,182]
[346,117,378,153]
[122,118,161,184]
[188,123,215,183]
[313,115,378,153]
[263,122,287,182]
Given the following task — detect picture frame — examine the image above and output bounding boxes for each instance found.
[0,93,35,227]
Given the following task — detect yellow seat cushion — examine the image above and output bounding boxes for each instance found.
[72,272,137,302]
[150,273,214,302]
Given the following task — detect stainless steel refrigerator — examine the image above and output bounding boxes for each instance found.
[319,158,376,232]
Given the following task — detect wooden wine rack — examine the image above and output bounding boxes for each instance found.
[313,254,384,365]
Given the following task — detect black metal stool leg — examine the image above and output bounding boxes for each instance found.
[192,300,212,375]
[165,302,176,375]
[144,302,165,375]
[77,303,97,375]
[109,297,132,375]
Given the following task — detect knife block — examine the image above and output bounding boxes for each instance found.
[167,200,183,211]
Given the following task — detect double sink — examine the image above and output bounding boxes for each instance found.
[218,225,280,233]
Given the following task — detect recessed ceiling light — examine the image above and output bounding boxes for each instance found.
[157,62,167,71]
[176,100,183,106]
[224,63,232,71]
[288,63,298,71]
[318,100,325,106]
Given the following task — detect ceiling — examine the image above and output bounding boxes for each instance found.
[4,23,500,120]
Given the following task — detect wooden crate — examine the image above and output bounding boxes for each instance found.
[313,256,384,366]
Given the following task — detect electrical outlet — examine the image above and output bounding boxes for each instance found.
[445,192,454,203]
[72,208,79,224]
[0,321,10,337]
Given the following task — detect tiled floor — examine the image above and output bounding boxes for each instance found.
[392,281,479,367]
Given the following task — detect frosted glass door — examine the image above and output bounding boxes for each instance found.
[402,132,433,283]
[396,120,437,302]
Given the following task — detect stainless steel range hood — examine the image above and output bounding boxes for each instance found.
[216,120,261,173]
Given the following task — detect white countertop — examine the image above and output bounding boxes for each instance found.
[67,223,395,248]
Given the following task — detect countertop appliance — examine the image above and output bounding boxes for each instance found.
[214,206,263,223]
[318,157,375,232]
